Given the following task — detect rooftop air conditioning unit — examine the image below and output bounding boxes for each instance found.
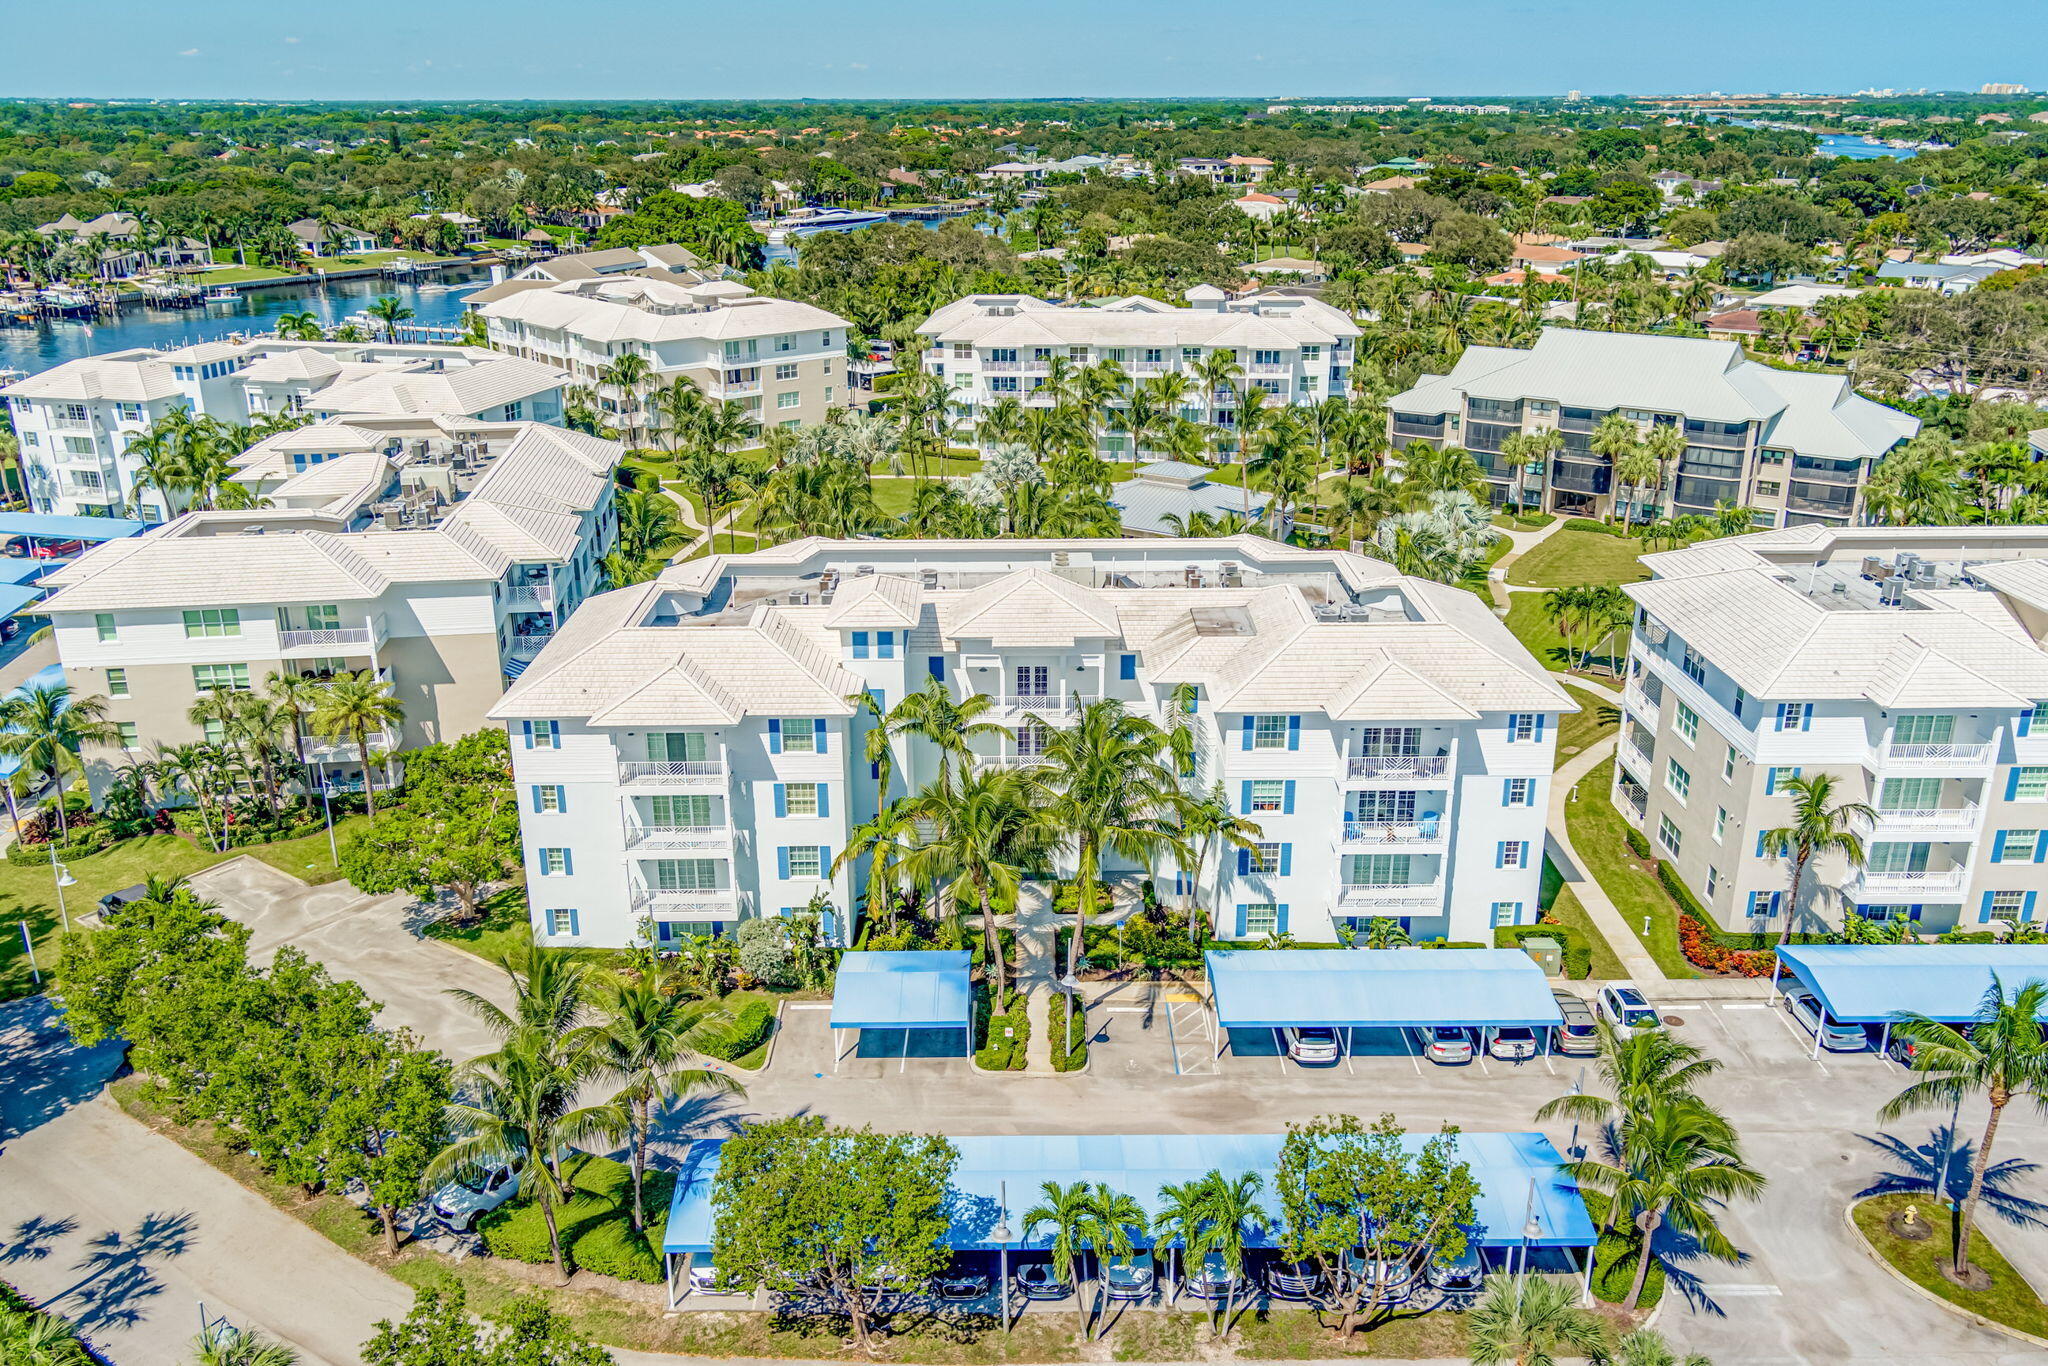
[1879,577,1908,606]
[1051,551,1070,567]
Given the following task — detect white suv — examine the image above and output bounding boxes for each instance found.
[431,1164,518,1231]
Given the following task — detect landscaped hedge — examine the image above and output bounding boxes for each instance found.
[567,1215,665,1282]
[703,998,775,1062]
[477,1157,670,1283]
[974,987,1030,1071]
[1623,825,1652,859]
[1561,518,1633,538]
[1584,1192,1665,1311]
[1494,924,1593,979]
[1047,994,1088,1072]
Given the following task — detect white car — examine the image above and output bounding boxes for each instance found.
[1101,1256,1156,1301]
[1483,1025,1540,1061]
[1282,1025,1342,1065]
[1414,1024,1475,1065]
[431,1164,518,1230]
[1181,1250,1245,1300]
[1597,986,1663,1032]
[1784,988,1869,1052]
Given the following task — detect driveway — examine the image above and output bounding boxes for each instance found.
[189,859,511,1062]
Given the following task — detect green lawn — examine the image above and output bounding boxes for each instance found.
[1555,692,1621,764]
[1492,511,1556,531]
[192,264,294,285]
[1564,759,1696,979]
[422,884,533,965]
[1546,884,1630,981]
[1854,1195,2048,1341]
[1504,593,1629,677]
[1,816,371,1002]
[1505,528,1649,588]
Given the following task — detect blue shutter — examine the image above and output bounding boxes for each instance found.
[1275,904,1290,935]
[1282,780,1296,815]
[819,845,833,874]
[545,721,559,748]
[1755,832,1767,857]
[768,718,783,754]
[531,785,544,813]
[1770,892,1783,918]
[2006,769,2022,801]
[567,908,580,937]
[2036,832,2048,863]
[1239,781,1253,814]
[1979,890,1997,923]
[521,720,536,748]
[818,784,830,818]
[1800,705,1811,732]
[1286,715,1301,750]
[1765,769,1777,795]
[928,656,946,681]
[1234,905,1248,937]
[1513,901,1525,925]
[778,846,791,879]
[1534,715,1546,743]
[852,631,870,659]
[1279,844,1292,876]
[1241,716,1255,750]
[1501,779,1513,805]
[1494,843,1506,869]
[820,909,838,942]
[814,718,828,754]
[1237,848,1252,876]
[1908,905,1923,922]
[880,632,896,659]
[2026,891,2040,922]
[2020,709,2034,738]
[561,848,573,876]
[774,783,788,817]
[1119,653,1136,680]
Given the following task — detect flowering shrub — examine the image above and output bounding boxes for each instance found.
[1678,913,1776,977]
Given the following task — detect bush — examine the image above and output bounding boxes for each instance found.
[1561,517,1631,537]
[735,917,797,988]
[569,1217,664,1283]
[1623,825,1652,859]
[1677,912,1776,977]
[703,998,775,1062]
[1584,1192,1665,1309]
[478,1157,669,1282]
[1494,925,1593,979]
[974,987,1030,1071]
[1047,994,1088,1072]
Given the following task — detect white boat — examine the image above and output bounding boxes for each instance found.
[203,285,240,303]
[766,206,890,245]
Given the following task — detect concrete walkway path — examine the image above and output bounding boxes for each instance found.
[1547,713,1666,983]
[1009,885,1063,1074]
[1487,515,1568,611]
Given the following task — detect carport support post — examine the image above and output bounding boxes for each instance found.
[1881,1021,1891,1056]
[1812,1006,1826,1060]
[1578,1245,1593,1304]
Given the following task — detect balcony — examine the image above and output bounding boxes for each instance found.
[712,380,761,397]
[632,888,748,919]
[1246,362,1291,376]
[507,631,555,661]
[1337,878,1446,911]
[982,360,1028,373]
[1848,866,1967,898]
[1623,682,1659,721]
[503,582,555,610]
[618,759,728,788]
[1619,735,1656,780]
[972,753,1047,771]
[50,416,96,433]
[1341,820,1447,849]
[625,824,735,853]
[1786,493,1855,518]
[1558,413,1602,434]
[1124,361,1171,375]
[1852,805,1982,839]
[280,620,383,654]
[1345,753,1451,782]
[303,726,399,764]
[1871,741,1996,774]
[1391,420,1446,438]
[984,692,1095,722]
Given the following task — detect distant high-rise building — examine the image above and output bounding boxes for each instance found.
[1980,82,2031,95]
[1565,90,1582,101]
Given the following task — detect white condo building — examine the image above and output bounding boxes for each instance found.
[37,414,622,792]
[2,339,568,521]
[488,537,1570,949]
[919,291,1360,458]
[1389,328,1919,526]
[1617,524,2048,936]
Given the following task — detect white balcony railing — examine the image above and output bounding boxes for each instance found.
[1341,820,1446,847]
[1246,362,1291,376]
[972,753,1046,770]
[1623,683,1658,719]
[507,632,555,660]
[303,726,399,763]
[1618,737,1655,778]
[618,759,728,786]
[503,582,555,610]
[1853,805,1982,838]
[1337,878,1446,909]
[624,825,733,852]
[1345,753,1450,782]
[631,888,747,918]
[1849,866,1968,896]
[1875,741,1995,770]
[280,625,374,652]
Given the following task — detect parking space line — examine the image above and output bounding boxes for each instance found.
[1700,1004,1759,1069]
[1475,1051,1492,1077]
[1402,1028,1422,1076]
[1768,1005,1831,1076]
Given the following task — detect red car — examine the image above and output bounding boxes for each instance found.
[27,539,82,559]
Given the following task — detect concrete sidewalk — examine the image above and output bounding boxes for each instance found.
[1548,726,1667,984]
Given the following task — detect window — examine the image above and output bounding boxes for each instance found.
[191,663,250,692]
[1990,890,2028,919]
[117,721,139,750]
[1714,807,1727,842]
[539,848,571,876]
[1681,647,1706,685]
[1994,830,2041,863]
[1252,350,1282,366]
[784,845,823,879]
[1119,653,1136,681]
[651,794,712,826]
[2026,702,2048,735]
[782,782,821,816]
[1491,901,1521,928]
[1665,758,1691,803]
[1016,720,1049,757]
[1765,766,1801,796]
[524,720,561,750]
[1248,780,1287,813]
[1748,890,1780,918]
[1497,840,1528,868]
[1657,815,1683,855]
[1893,713,1956,746]
[105,667,128,697]
[776,391,801,409]
[1674,701,1699,744]
[1723,746,1737,781]
[1248,843,1282,874]
[2014,768,2048,802]
[775,362,798,380]
[1344,853,1413,885]
[533,785,563,813]
[1705,866,1719,899]
[1879,777,1941,810]
[547,908,579,936]
[648,731,704,762]
[1756,480,1782,497]
[1773,702,1810,732]
[1506,712,1537,741]
[63,436,96,456]
[654,859,718,891]
[779,718,817,753]
[94,613,116,642]
[1503,778,1534,807]
[1234,904,1279,936]
[1251,714,1289,749]
[183,608,241,638]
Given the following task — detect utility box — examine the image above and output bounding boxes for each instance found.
[1520,936,1564,977]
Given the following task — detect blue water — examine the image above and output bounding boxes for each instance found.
[1711,117,1921,161]
[0,265,493,377]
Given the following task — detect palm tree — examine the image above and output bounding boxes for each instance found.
[187,1328,300,1366]
[1759,773,1873,946]
[1078,1181,1145,1339]
[1023,1180,1096,1328]
[365,294,414,342]
[1879,977,2048,1280]
[231,693,293,816]
[887,676,1002,790]
[1199,1170,1267,1336]
[264,670,322,786]
[0,683,118,840]
[1465,1273,1607,1366]
[159,742,222,851]
[274,309,323,341]
[2,1307,91,1366]
[1173,784,1262,941]
[1602,1328,1715,1366]
[587,974,743,1231]
[897,767,1053,999]
[833,801,916,935]
[1032,701,1186,988]
[1641,424,1686,521]
[1568,1098,1768,1311]
[600,351,655,448]
[308,671,405,816]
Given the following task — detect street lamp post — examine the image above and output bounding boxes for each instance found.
[48,840,75,932]
[317,774,337,864]
[991,1179,1013,1336]
[1516,1179,1543,1294]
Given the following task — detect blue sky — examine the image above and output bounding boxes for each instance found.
[11,0,2044,101]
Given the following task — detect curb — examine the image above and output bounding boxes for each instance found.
[713,998,783,1077]
[1842,1200,2048,1350]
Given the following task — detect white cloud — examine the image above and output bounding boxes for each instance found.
[178,47,200,56]
[283,35,300,43]
[848,61,868,70]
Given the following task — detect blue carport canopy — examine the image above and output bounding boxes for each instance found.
[829,950,973,1032]
[1777,944,2048,1024]
[662,1130,1595,1256]
[1207,948,1564,1030]
[0,512,149,542]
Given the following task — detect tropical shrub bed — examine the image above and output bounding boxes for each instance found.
[1493,923,1594,979]
[1046,994,1088,1072]
[478,1154,671,1283]
[974,987,1030,1071]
